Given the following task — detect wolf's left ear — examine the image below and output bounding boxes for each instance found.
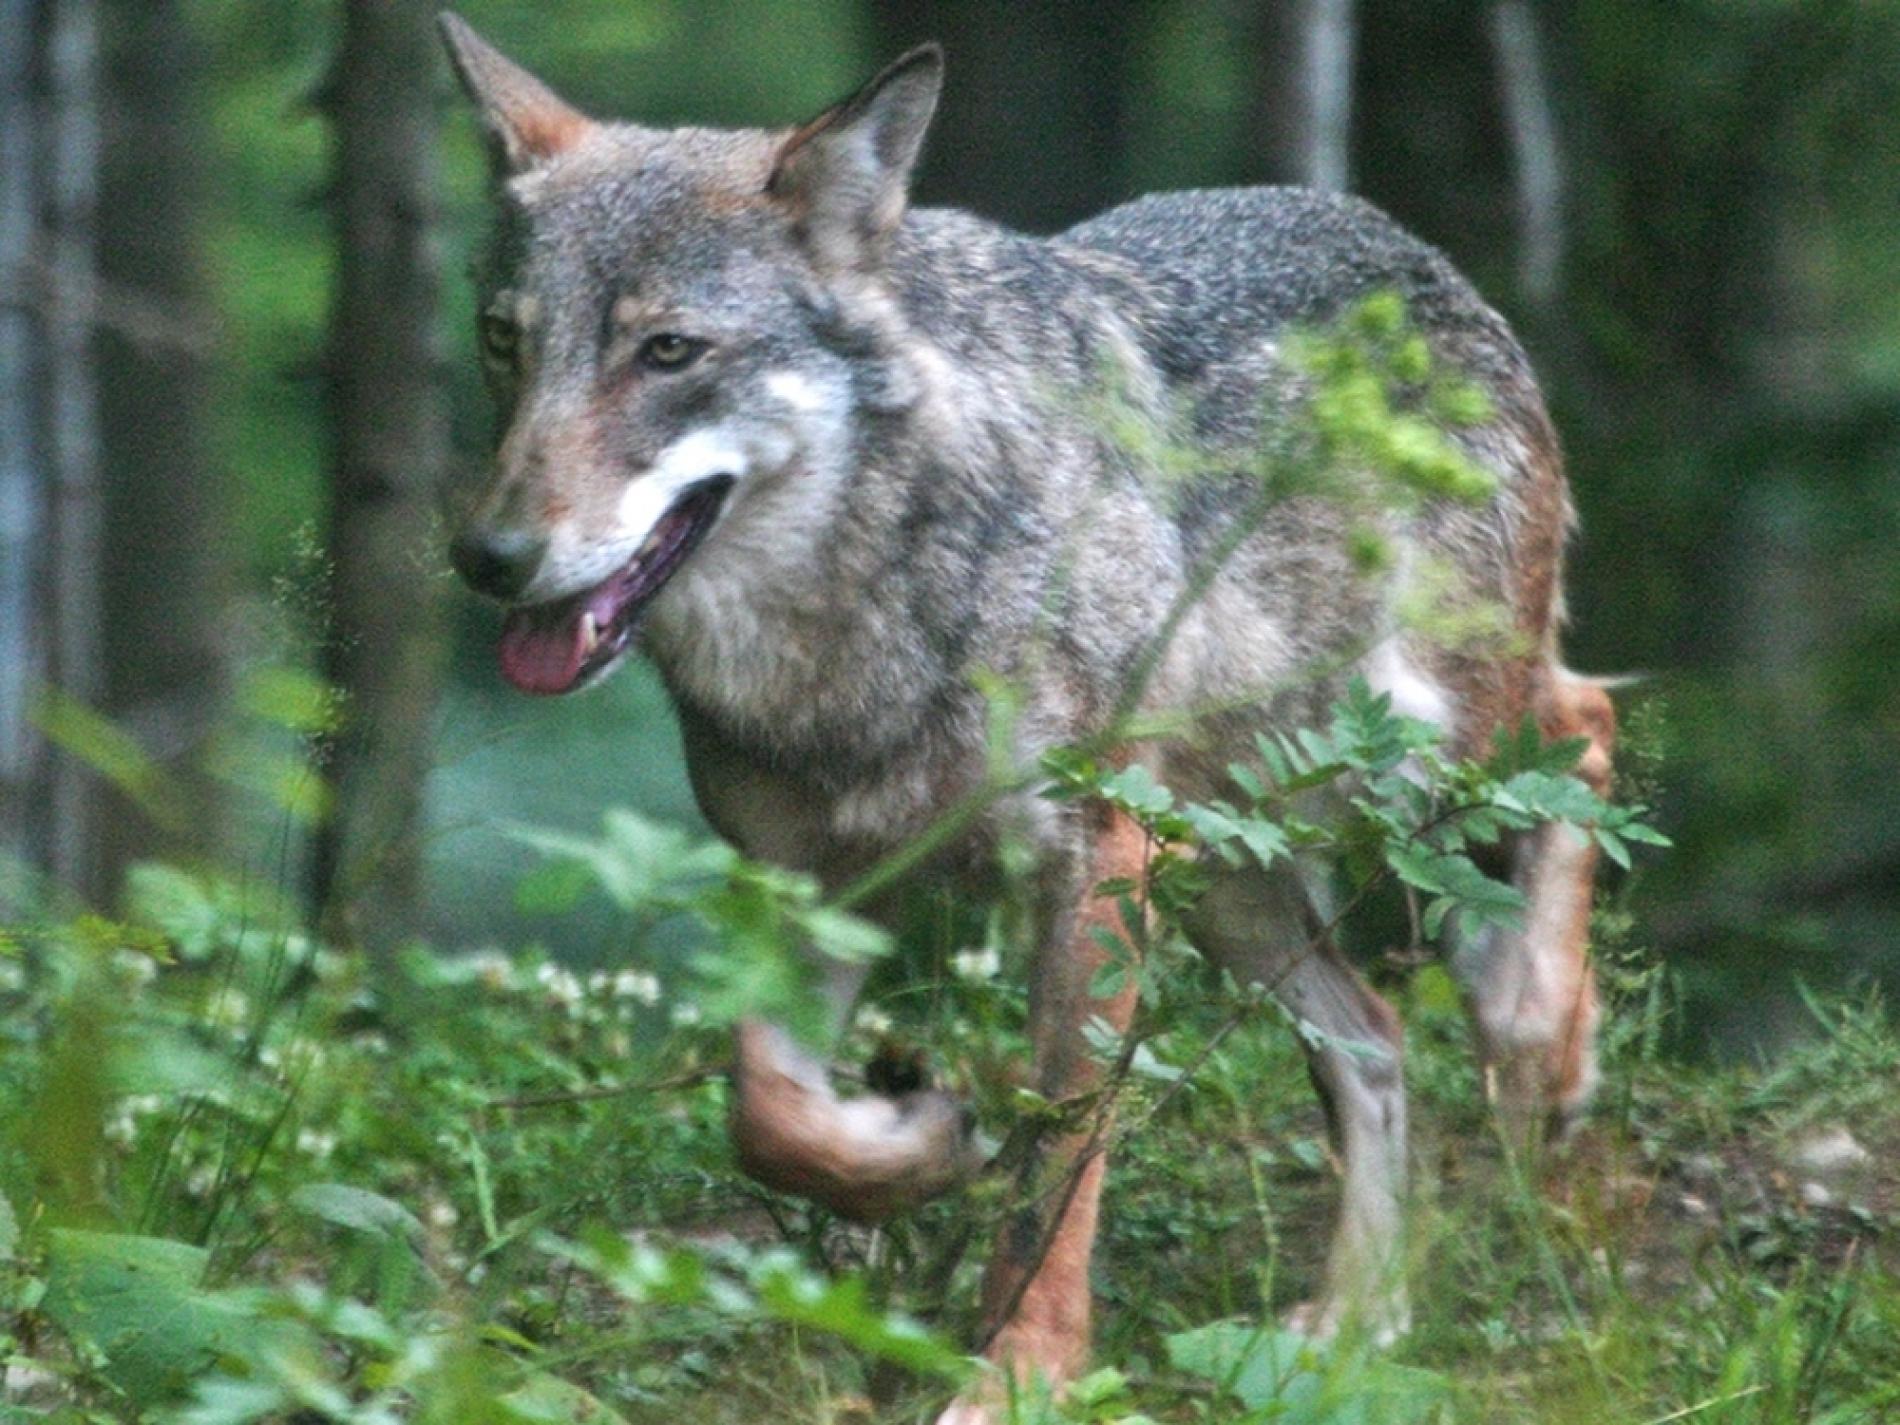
[769,44,943,269]
[439,12,596,174]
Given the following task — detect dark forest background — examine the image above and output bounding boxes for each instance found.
[5,0,1899,1055]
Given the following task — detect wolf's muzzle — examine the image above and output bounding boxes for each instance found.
[450,526,547,602]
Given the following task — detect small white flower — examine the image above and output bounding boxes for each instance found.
[951,947,1001,982]
[204,986,250,1029]
[184,1166,217,1198]
[536,963,583,1010]
[854,1005,894,1037]
[0,960,23,993]
[352,1031,390,1055]
[611,969,661,1005]
[669,1002,702,1027]
[587,970,611,996]
[112,950,158,986]
[468,950,513,991]
[282,1037,325,1069]
[295,1128,337,1160]
[425,1199,459,1230]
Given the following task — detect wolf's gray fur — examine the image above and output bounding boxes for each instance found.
[442,21,1614,1413]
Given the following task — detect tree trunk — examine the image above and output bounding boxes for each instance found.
[0,0,46,877]
[310,0,450,947]
[43,0,104,896]
[875,0,1137,233]
[1253,0,1357,190]
[95,0,223,888]
[1489,0,1564,309]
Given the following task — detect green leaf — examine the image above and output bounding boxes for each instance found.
[749,1254,966,1378]
[1594,828,1632,870]
[1184,803,1289,870]
[798,905,892,965]
[1618,819,1673,847]
[1388,842,1523,934]
[1165,1316,1451,1422]
[42,1230,252,1405]
[498,1373,632,1425]
[30,689,189,832]
[124,863,223,960]
[1165,1320,1315,1409]
[288,1183,425,1245]
[512,857,594,915]
[1100,764,1174,818]
[508,810,734,913]
[236,664,341,735]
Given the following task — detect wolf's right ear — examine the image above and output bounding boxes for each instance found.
[769,44,942,270]
[439,12,595,174]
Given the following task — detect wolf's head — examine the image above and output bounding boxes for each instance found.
[439,16,941,694]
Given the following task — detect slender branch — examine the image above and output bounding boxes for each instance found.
[488,1064,723,1111]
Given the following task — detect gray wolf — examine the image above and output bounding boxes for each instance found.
[439,18,1616,1419]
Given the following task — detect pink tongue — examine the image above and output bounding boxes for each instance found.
[498,601,591,695]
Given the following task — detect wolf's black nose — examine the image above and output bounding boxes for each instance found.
[449,526,547,601]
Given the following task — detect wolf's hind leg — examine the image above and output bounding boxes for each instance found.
[1186,863,1410,1343]
[1455,673,1615,1144]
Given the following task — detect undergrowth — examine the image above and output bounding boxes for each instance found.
[0,684,1893,1423]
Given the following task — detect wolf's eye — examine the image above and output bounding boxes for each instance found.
[479,313,519,366]
[637,333,707,372]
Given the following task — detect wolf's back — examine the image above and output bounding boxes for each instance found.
[1063,186,1518,357]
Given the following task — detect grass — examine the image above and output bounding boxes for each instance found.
[0,851,1895,1425]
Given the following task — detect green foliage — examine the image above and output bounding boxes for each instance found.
[1291,291,1498,511]
[1164,1320,1451,1423]
[2,800,1896,1422]
[511,809,890,1041]
[1051,678,1668,954]
[40,1230,254,1406]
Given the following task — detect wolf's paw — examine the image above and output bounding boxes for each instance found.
[933,1401,998,1425]
[1281,1294,1411,1348]
[729,1019,980,1222]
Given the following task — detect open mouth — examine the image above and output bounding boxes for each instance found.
[496,476,733,695]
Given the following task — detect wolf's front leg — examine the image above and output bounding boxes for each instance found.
[938,804,1146,1424]
[729,1017,981,1222]
[728,931,986,1222]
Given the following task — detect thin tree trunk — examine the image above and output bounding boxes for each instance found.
[43,0,103,895]
[1255,0,1357,190]
[875,0,1136,232]
[310,0,450,946]
[95,0,224,886]
[1489,0,1564,307]
[0,0,45,873]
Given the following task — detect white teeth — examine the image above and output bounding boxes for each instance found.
[579,611,599,655]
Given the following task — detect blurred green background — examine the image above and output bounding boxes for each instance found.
[7,0,1900,1055]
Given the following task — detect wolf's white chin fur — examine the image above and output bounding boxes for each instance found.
[614,429,749,542]
[519,427,751,608]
